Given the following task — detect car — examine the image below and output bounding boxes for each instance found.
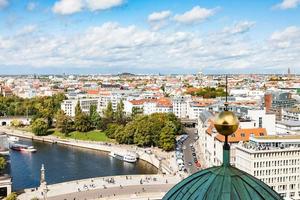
[189,144,193,147]
[192,152,196,157]
[196,162,201,168]
[182,146,186,150]
[194,136,199,140]
[191,147,195,152]
[188,162,192,166]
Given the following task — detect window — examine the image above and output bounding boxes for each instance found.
[259,117,263,128]
[260,132,264,136]
[241,133,245,137]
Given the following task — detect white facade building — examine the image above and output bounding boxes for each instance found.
[276,121,300,135]
[246,109,276,135]
[172,96,190,118]
[236,136,300,200]
[61,98,98,117]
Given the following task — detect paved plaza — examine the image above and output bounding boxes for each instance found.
[18,174,181,200]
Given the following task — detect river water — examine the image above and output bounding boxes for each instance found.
[9,139,158,191]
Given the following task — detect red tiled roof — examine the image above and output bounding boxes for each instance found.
[87,89,99,95]
[206,121,267,143]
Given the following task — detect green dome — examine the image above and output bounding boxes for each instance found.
[163,165,282,200]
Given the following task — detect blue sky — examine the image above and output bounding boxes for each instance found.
[0,0,300,74]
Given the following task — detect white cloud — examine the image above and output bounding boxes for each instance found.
[270,26,300,48]
[17,25,37,36]
[174,6,218,24]
[0,22,299,73]
[52,0,84,15]
[86,0,124,11]
[274,0,300,9]
[0,0,8,9]
[223,21,256,35]
[27,2,37,11]
[52,0,125,15]
[148,10,171,22]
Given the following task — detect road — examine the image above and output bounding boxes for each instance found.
[182,127,199,174]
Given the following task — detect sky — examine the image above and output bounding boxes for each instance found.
[0,0,300,74]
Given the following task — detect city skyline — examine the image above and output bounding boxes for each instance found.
[0,0,300,74]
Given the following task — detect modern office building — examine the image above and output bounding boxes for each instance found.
[236,135,300,199]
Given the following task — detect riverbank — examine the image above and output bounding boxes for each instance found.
[0,127,179,175]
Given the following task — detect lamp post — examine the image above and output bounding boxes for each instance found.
[40,164,48,200]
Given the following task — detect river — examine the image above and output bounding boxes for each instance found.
[9,139,158,191]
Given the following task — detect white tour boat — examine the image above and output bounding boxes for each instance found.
[8,136,19,143]
[109,151,137,163]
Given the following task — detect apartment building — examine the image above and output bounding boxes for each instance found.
[235,135,300,199]
[61,98,98,117]
[197,111,267,167]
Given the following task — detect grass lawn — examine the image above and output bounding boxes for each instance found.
[51,129,113,142]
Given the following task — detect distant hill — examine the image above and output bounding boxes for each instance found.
[118,72,135,76]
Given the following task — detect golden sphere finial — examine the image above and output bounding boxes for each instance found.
[214,110,239,136]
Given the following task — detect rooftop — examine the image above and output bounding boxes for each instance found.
[277,120,300,127]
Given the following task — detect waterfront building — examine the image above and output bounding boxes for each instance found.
[235,135,300,199]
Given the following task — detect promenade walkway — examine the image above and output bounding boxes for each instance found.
[18,174,181,200]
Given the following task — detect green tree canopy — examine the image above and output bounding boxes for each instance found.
[115,100,125,124]
[75,101,82,116]
[74,113,91,132]
[89,105,102,129]
[31,118,49,136]
[0,156,6,171]
[5,192,17,200]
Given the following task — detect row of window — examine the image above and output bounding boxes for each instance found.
[260,176,299,184]
[254,168,300,176]
[254,151,300,158]
[254,159,300,168]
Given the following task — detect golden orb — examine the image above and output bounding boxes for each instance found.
[214,111,239,136]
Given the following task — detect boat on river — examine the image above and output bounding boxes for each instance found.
[8,136,19,143]
[109,151,137,163]
[10,143,37,152]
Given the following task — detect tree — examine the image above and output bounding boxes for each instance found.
[159,122,176,151]
[74,113,91,132]
[31,118,48,136]
[0,156,6,171]
[115,121,135,144]
[5,192,17,200]
[102,101,114,128]
[115,100,125,124]
[55,110,66,130]
[61,116,74,136]
[134,120,152,147]
[10,119,23,127]
[89,105,102,129]
[105,123,122,139]
[75,101,82,116]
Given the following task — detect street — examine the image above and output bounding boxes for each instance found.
[182,127,200,174]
